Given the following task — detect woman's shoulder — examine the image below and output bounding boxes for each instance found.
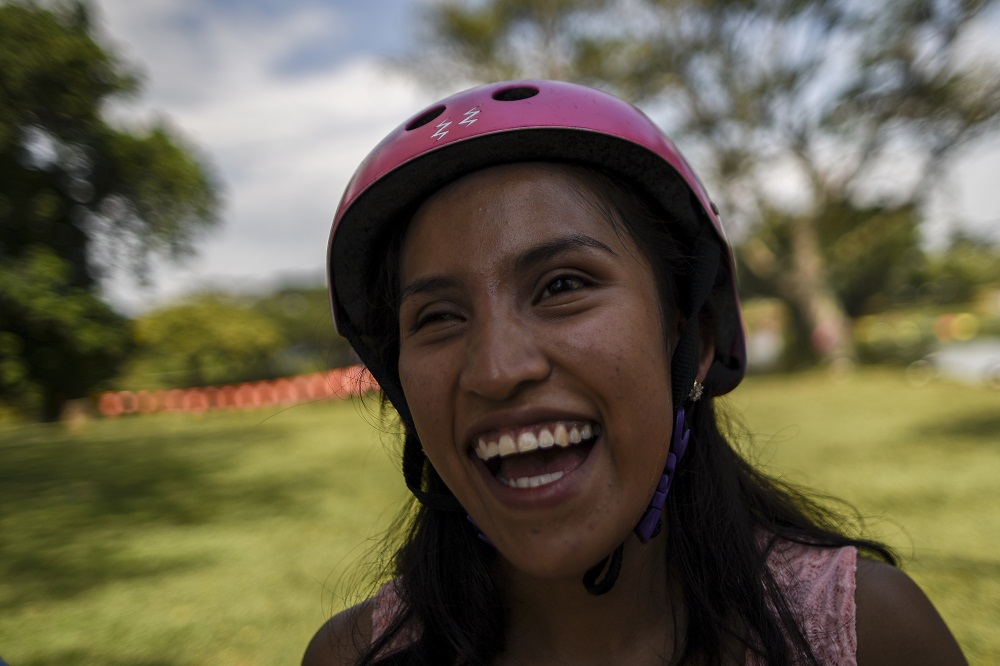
[765,540,967,664]
[765,537,858,613]
[302,598,375,666]
[855,557,967,665]
[761,538,858,663]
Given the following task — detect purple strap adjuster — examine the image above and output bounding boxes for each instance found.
[467,513,494,546]
[634,407,690,543]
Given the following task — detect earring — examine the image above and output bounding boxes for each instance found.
[688,380,704,402]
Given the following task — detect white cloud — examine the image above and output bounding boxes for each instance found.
[90,0,435,312]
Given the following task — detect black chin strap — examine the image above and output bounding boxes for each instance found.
[581,515,666,596]
[583,543,625,596]
[402,431,465,513]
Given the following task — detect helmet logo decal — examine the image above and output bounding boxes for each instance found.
[431,107,481,141]
[432,119,452,141]
[459,106,480,126]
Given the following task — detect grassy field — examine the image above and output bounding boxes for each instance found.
[0,367,997,665]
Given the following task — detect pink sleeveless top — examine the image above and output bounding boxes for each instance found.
[755,540,858,664]
[371,541,858,664]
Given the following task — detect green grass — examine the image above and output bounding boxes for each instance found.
[0,399,408,666]
[1,368,997,664]
[726,369,1000,662]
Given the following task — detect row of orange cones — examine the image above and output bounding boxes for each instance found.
[97,365,378,417]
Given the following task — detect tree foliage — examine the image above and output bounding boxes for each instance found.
[923,232,1000,305]
[741,202,924,317]
[0,1,220,418]
[124,294,285,390]
[119,286,355,391]
[252,284,358,372]
[0,245,129,417]
[413,0,1000,364]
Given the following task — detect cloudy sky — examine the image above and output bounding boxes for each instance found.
[94,0,439,312]
[91,0,1000,313]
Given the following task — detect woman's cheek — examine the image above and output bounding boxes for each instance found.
[400,355,456,444]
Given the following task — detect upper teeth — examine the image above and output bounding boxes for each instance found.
[475,422,596,462]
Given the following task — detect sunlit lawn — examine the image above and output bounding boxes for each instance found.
[1,368,998,665]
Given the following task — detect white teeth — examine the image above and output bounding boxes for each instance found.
[498,434,517,457]
[500,471,565,488]
[473,422,597,461]
[517,431,538,452]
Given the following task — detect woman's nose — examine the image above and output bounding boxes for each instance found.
[459,316,550,401]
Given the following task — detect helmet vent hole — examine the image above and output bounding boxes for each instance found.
[492,86,539,102]
[405,105,446,130]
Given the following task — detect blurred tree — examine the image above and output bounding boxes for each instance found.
[252,284,358,373]
[739,201,926,364]
[119,285,358,391]
[412,0,1000,365]
[0,1,220,418]
[922,232,1000,305]
[0,246,129,416]
[125,294,285,390]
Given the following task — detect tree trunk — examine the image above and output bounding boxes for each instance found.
[42,389,66,423]
[778,216,855,367]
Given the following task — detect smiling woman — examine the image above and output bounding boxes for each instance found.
[305,81,967,666]
[397,164,679,581]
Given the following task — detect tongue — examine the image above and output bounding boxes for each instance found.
[498,444,592,480]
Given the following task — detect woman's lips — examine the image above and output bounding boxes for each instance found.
[471,420,601,490]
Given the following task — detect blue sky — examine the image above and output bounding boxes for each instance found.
[161,0,417,75]
[92,0,1000,313]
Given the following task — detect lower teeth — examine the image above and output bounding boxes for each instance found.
[501,470,565,488]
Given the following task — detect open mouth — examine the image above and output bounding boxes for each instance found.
[472,421,601,489]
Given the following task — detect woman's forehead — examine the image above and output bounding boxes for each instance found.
[415,162,599,215]
[400,163,634,273]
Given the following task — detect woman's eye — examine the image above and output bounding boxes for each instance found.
[413,310,458,331]
[541,275,588,299]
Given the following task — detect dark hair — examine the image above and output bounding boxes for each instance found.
[351,164,895,666]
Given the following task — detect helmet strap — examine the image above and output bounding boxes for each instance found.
[402,431,465,513]
[580,405,692,596]
[634,407,691,544]
[583,543,625,596]
[467,514,493,546]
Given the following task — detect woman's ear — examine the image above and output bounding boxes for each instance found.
[697,330,716,384]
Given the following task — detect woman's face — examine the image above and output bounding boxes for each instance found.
[397,163,676,580]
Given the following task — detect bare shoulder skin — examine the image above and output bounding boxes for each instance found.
[302,599,373,666]
[855,558,967,665]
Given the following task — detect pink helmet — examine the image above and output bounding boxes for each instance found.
[329,80,746,406]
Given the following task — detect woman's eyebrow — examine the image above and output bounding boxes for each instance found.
[399,275,461,305]
[399,234,616,304]
[514,234,617,274]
